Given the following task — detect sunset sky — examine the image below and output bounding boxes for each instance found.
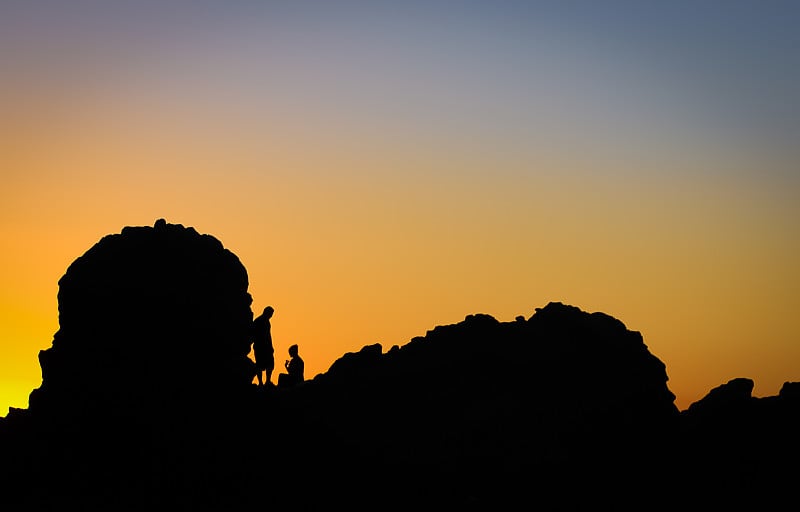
[1,1,798,412]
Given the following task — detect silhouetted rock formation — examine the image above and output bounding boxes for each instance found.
[277,303,681,509]
[679,378,800,510]
[0,221,797,511]
[684,377,755,418]
[30,219,254,425]
[0,221,256,511]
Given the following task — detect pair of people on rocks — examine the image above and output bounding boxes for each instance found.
[251,306,304,388]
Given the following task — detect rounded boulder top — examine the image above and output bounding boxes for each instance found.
[32,220,255,418]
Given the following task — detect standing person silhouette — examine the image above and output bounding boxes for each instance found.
[278,344,304,388]
[252,306,275,386]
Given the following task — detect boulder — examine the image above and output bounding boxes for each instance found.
[28,219,254,424]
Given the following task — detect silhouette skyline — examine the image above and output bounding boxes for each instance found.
[0,220,796,510]
[3,3,797,506]
[2,0,799,421]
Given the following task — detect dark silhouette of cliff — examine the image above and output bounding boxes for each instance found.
[32,219,255,421]
[0,220,257,510]
[677,378,800,510]
[0,221,797,511]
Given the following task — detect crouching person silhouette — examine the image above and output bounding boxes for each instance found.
[278,344,304,388]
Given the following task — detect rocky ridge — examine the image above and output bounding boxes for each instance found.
[0,221,796,511]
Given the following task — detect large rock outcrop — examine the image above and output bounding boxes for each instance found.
[1,220,797,511]
[678,378,800,509]
[0,221,257,510]
[269,303,681,509]
[29,219,254,423]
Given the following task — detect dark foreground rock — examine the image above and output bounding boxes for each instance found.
[0,221,797,511]
[33,219,255,421]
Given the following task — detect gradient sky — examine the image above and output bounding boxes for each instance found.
[1,1,798,412]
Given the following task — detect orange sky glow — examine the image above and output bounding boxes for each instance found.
[1,2,798,413]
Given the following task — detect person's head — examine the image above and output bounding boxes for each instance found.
[288,344,298,357]
[264,306,274,318]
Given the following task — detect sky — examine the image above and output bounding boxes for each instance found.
[1,1,798,412]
